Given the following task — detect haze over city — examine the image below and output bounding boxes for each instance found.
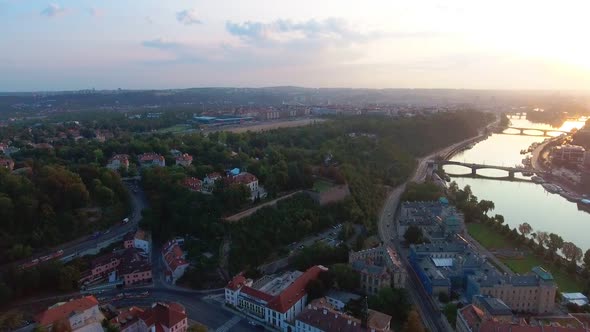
[2,0,590,91]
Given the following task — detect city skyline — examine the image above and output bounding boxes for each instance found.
[2,0,590,91]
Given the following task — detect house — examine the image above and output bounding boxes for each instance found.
[325,290,361,311]
[138,303,188,332]
[162,240,189,284]
[349,245,407,296]
[226,171,260,199]
[182,177,203,192]
[294,298,391,332]
[79,248,151,286]
[175,153,193,167]
[107,154,130,171]
[123,230,150,253]
[119,249,152,286]
[457,299,590,332]
[36,296,104,331]
[0,157,15,171]
[203,172,222,187]
[224,265,328,330]
[138,153,165,168]
[110,306,145,332]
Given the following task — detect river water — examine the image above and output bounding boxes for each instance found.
[443,117,589,252]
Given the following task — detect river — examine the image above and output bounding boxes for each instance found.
[443,117,590,252]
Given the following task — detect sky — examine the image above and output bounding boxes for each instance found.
[1,0,590,91]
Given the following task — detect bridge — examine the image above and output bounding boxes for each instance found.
[429,160,544,179]
[504,127,569,136]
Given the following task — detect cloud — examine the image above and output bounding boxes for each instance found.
[225,18,372,46]
[176,9,202,25]
[40,3,67,18]
[145,16,154,25]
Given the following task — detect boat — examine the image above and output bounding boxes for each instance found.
[522,171,534,177]
[577,199,590,213]
[560,191,581,202]
[541,183,562,194]
[520,149,527,155]
[531,176,545,184]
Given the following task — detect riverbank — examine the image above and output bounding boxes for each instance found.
[467,222,584,292]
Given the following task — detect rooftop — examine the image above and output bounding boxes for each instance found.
[36,296,99,326]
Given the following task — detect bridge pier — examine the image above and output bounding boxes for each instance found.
[471,168,477,176]
[519,129,524,135]
[508,171,515,179]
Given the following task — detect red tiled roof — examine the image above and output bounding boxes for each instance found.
[182,177,202,191]
[241,286,274,302]
[228,172,258,185]
[111,306,144,329]
[0,158,14,169]
[267,265,326,313]
[139,153,164,162]
[227,273,247,291]
[176,153,193,162]
[206,172,222,179]
[109,154,130,163]
[139,303,187,329]
[36,296,99,326]
[459,305,485,330]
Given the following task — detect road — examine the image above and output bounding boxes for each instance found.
[377,116,500,332]
[1,180,147,271]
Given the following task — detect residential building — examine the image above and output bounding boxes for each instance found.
[36,296,104,331]
[138,153,165,168]
[457,300,590,332]
[325,290,361,311]
[79,248,151,286]
[110,306,144,332]
[466,266,557,314]
[138,303,188,332]
[107,154,130,171]
[175,153,193,167]
[552,145,586,165]
[227,171,259,193]
[294,298,391,332]
[119,249,152,286]
[162,239,189,284]
[203,172,222,187]
[182,177,203,192]
[133,230,150,253]
[349,245,406,296]
[225,265,328,330]
[0,157,14,171]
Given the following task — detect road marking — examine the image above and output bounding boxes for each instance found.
[215,315,241,332]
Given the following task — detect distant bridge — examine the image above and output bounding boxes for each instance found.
[430,160,545,179]
[504,127,569,136]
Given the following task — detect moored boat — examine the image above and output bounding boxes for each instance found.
[541,183,562,194]
[531,176,544,183]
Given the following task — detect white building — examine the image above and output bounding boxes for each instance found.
[36,296,104,331]
[133,229,150,253]
[107,154,130,171]
[225,266,327,331]
[161,239,189,284]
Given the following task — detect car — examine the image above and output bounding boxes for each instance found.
[248,321,258,326]
[298,245,305,249]
[122,217,130,224]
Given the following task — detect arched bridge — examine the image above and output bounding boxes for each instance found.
[429,160,543,179]
[505,127,569,136]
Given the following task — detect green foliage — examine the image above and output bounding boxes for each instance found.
[402,182,443,202]
[330,263,361,291]
[404,226,426,245]
[402,310,425,332]
[0,165,128,259]
[443,303,458,327]
[369,287,411,321]
[292,243,349,271]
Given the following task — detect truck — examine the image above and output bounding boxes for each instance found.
[122,217,130,224]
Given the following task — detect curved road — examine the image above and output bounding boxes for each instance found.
[377,116,500,332]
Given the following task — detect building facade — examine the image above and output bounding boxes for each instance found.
[162,239,189,284]
[36,296,104,331]
[138,153,165,168]
[225,266,327,331]
[175,153,193,167]
[349,245,406,296]
[107,154,130,171]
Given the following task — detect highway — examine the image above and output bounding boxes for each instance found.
[377,116,500,332]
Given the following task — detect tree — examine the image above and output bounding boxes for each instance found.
[584,249,590,270]
[536,231,549,248]
[330,263,360,291]
[403,310,425,332]
[562,242,583,263]
[518,222,532,237]
[369,287,411,320]
[404,226,425,245]
[477,200,495,214]
[548,233,564,256]
[305,279,326,302]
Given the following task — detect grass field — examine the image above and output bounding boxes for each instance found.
[157,124,193,133]
[467,222,584,292]
[313,179,334,193]
[467,223,512,249]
